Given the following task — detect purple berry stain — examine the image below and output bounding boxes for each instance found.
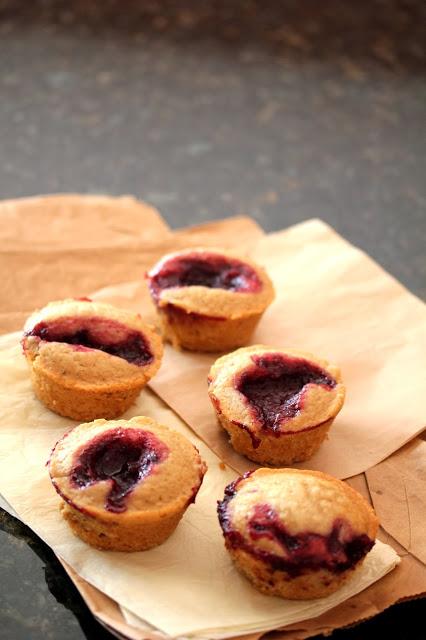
[25,316,153,366]
[236,354,336,432]
[148,252,262,302]
[70,428,169,512]
[218,480,373,576]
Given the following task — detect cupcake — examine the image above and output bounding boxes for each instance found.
[22,299,163,421]
[146,248,275,352]
[218,468,378,599]
[48,416,207,551]
[208,345,345,465]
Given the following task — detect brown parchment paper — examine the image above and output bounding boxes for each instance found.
[0,334,399,638]
[0,193,262,334]
[114,471,425,639]
[1,195,425,640]
[140,219,426,480]
[366,438,426,565]
[0,193,171,249]
[0,491,420,640]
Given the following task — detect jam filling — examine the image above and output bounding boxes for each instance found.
[70,428,169,513]
[25,316,153,366]
[218,481,373,576]
[148,252,262,302]
[236,354,336,432]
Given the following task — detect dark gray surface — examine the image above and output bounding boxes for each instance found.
[1,0,425,297]
[0,1,425,639]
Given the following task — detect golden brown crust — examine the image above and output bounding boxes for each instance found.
[157,305,263,353]
[208,345,345,464]
[217,414,334,465]
[29,366,143,421]
[227,546,365,599]
[61,502,183,552]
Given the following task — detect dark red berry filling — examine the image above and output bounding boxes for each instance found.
[217,473,253,532]
[148,252,262,302]
[70,428,169,513]
[218,478,373,577]
[24,316,153,366]
[236,354,336,432]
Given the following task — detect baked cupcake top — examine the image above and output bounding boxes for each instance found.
[147,248,275,319]
[208,345,345,438]
[218,468,378,576]
[22,299,163,388]
[49,416,207,519]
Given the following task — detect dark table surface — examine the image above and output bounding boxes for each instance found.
[0,1,425,639]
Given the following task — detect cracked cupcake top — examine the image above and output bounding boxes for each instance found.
[49,416,207,519]
[218,469,378,576]
[208,345,345,436]
[22,299,163,388]
[147,248,275,319]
